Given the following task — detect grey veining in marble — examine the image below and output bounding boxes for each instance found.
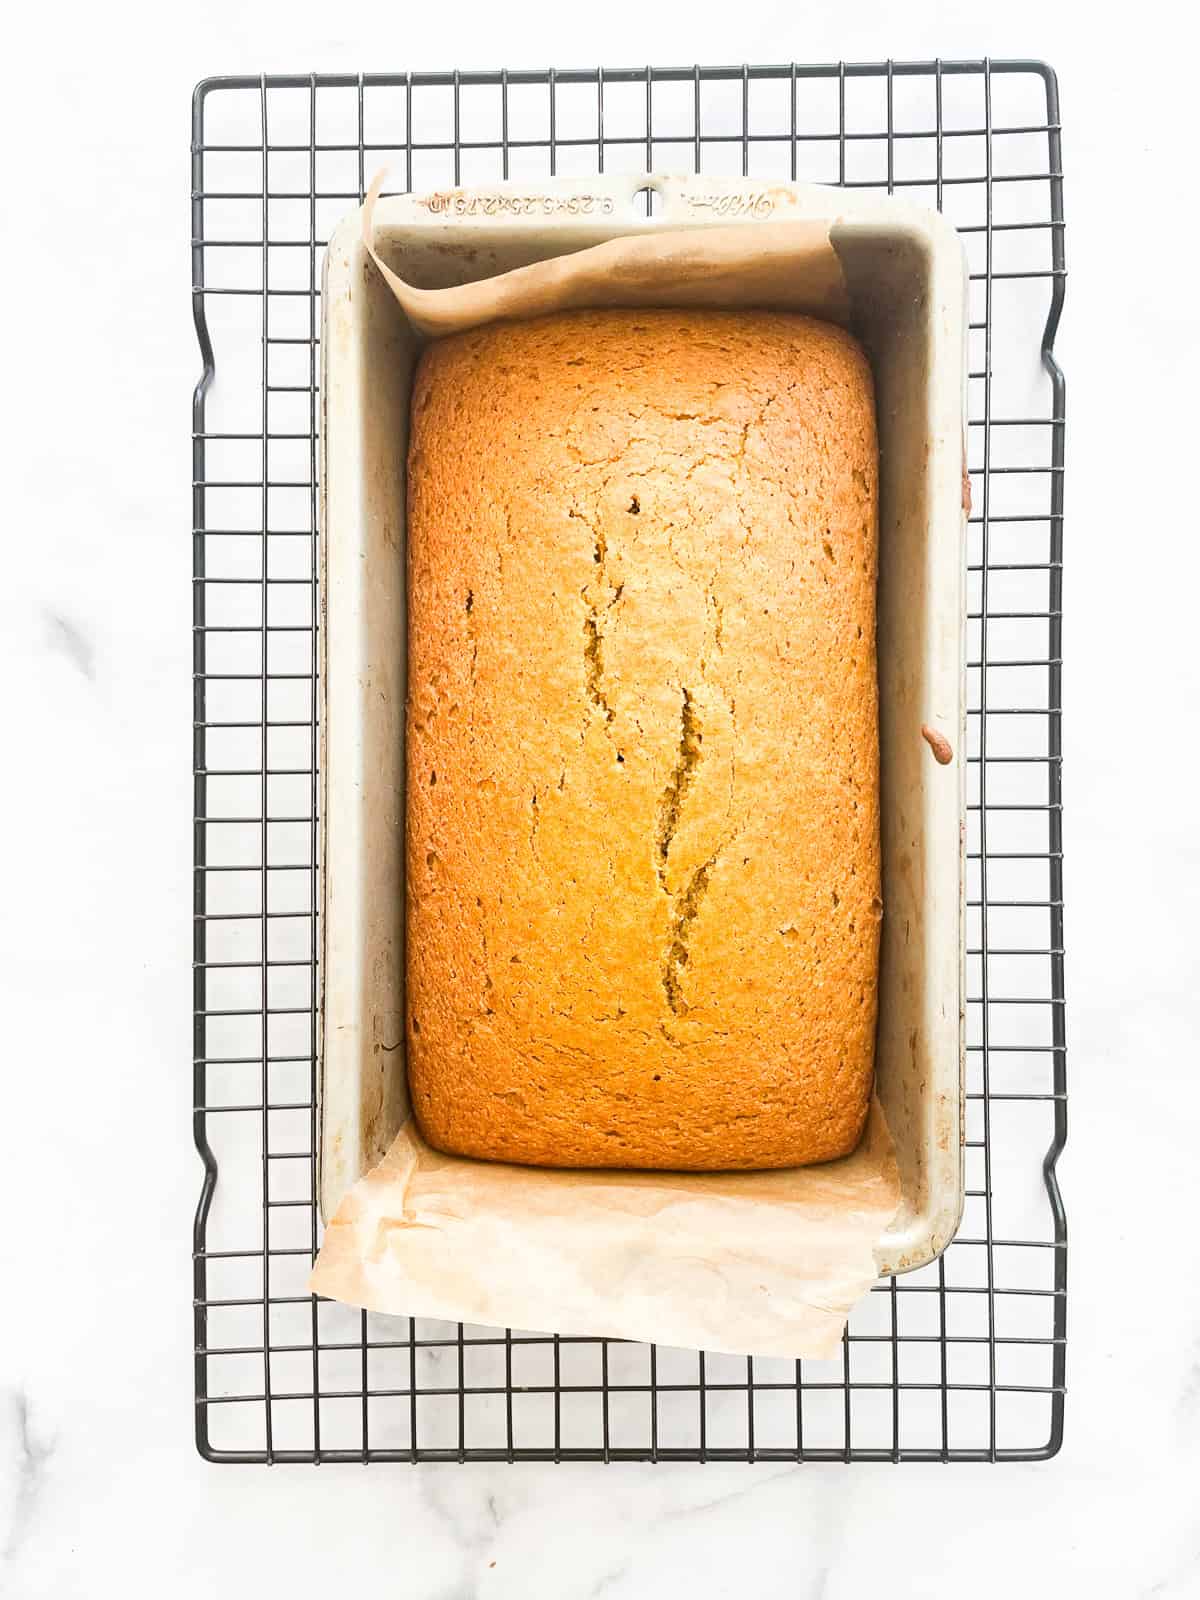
[43,611,95,682]
[2,1391,53,1567]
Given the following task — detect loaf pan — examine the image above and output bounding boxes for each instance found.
[317,173,967,1277]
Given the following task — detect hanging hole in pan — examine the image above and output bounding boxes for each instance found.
[632,182,662,217]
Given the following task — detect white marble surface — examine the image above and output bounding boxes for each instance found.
[2,2,1199,1594]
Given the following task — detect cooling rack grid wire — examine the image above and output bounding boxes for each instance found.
[191,60,1067,1464]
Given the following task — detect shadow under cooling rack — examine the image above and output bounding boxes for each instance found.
[191,59,1067,1465]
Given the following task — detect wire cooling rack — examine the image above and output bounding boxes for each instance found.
[192,60,1067,1463]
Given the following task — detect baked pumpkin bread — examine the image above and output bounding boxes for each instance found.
[406,307,880,1170]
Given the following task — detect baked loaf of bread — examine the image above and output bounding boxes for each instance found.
[406,308,880,1170]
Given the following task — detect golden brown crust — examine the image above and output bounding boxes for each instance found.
[406,308,880,1170]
